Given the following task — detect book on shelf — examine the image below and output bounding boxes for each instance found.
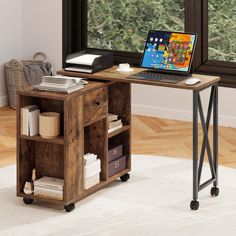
[34,84,84,94]
[34,176,64,200]
[108,113,118,122]
[108,124,123,133]
[108,119,122,129]
[42,75,88,85]
[28,109,40,136]
[21,105,39,136]
[34,75,88,93]
[39,81,75,89]
[34,187,63,197]
[108,113,123,133]
[34,177,64,191]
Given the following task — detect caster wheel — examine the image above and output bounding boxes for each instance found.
[64,203,75,212]
[23,198,34,205]
[120,173,130,182]
[210,187,219,196]
[190,200,199,210]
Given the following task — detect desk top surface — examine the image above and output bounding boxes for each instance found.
[58,66,220,91]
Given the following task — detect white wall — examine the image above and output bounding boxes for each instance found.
[22,0,62,73]
[0,0,23,107]
[132,85,236,127]
[1,0,236,128]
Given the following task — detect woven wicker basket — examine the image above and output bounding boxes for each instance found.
[4,53,51,109]
[5,59,30,109]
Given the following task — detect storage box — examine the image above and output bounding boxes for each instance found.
[84,174,100,190]
[108,145,123,163]
[84,159,101,179]
[108,156,126,177]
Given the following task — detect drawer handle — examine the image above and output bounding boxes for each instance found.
[115,161,120,168]
[113,150,117,155]
[95,101,100,106]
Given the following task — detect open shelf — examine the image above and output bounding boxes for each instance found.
[19,135,64,145]
[108,125,130,138]
[18,96,64,137]
[108,129,131,175]
[84,118,108,182]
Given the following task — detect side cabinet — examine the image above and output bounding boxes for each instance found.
[17,81,131,211]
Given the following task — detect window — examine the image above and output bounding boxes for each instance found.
[87,0,184,53]
[208,0,236,62]
[63,0,236,87]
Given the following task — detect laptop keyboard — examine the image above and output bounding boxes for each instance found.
[128,71,191,84]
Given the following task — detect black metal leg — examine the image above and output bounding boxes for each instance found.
[213,84,218,187]
[190,91,200,210]
[190,84,219,210]
[192,91,199,201]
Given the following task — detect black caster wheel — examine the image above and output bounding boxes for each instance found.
[120,173,130,182]
[23,198,34,205]
[190,200,199,210]
[64,203,75,212]
[210,187,219,196]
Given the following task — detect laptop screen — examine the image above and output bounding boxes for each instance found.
[141,30,197,73]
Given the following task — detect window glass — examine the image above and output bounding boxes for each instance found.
[87,0,185,52]
[208,0,236,62]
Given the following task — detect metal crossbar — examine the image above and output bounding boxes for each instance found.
[197,89,216,185]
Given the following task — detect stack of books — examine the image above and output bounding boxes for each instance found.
[34,176,64,200]
[84,153,101,190]
[21,105,40,136]
[34,75,87,93]
[108,113,123,133]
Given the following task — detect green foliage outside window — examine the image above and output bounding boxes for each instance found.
[88,0,236,62]
[87,0,184,52]
[208,0,236,62]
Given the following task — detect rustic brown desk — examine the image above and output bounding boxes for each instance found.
[58,66,220,210]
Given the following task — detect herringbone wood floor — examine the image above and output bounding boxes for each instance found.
[1,106,236,168]
[0,107,16,167]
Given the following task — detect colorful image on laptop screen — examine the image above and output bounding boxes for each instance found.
[141,31,197,73]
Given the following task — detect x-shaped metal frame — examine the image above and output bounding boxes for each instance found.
[191,83,218,209]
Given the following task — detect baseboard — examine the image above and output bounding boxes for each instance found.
[0,95,8,107]
[132,104,236,128]
[219,115,236,128]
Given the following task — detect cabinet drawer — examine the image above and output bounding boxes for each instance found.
[84,87,108,126]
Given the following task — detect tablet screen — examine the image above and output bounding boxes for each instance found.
[141,30,197,73]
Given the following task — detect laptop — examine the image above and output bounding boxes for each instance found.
[128,30,197,83]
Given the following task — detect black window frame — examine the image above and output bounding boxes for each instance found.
[63,0,236,87]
